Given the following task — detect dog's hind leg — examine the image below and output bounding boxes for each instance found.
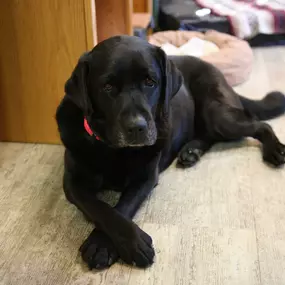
[208,106,285,167]
[178,139,213,168]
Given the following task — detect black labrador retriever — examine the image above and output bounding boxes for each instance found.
[56,35,285,270]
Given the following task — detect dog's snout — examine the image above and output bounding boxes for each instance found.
[126,115,147,136]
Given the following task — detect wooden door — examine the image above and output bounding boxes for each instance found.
[0,0,95,143]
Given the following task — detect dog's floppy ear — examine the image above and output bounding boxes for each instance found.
[65,52,93,115]
[157,48,183,111]
[156,48,182,134]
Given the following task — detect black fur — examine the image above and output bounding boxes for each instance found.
[56,35,285,270]
[239,91,285,120]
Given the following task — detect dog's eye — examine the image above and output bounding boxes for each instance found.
[144,77,155,87]
[103,83,113,92]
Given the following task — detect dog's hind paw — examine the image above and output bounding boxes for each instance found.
[80,229,119,270]
[263,141,285,167]
[178,146,203,168]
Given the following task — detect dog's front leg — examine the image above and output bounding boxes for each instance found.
[115,154,160,219]
[79,154,160,270]
[78,197,154,269]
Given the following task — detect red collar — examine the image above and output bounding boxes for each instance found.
[84,117,100,141]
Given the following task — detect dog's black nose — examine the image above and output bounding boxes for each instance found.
[126,115,147,136]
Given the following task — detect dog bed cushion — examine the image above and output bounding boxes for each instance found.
[149,30,253,86]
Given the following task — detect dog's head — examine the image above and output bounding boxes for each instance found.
[65,35,182,148]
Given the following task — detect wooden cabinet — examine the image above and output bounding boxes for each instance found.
[0,0,133,143]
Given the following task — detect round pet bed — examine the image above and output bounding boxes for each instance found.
[149,30,253,87]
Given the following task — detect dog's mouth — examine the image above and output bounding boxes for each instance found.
[114,132,157,148]
[126,138,156,148]
[110,120,158,148]
[87,127,157,148]
[85,116,158,148]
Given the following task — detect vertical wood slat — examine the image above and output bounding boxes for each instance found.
[84,0,97,48]
[133,0,152,13]
[95,0,133,43]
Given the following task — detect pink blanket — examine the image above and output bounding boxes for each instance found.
[194,0,285,39]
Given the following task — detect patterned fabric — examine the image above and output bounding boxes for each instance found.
[194,0,285,39]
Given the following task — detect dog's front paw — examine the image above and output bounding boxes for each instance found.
[115,223,155,268]
[263,141,285,167]
[178,145,203,168]
[80,229,119,270]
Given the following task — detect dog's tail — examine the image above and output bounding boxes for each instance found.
[239,91,285,120]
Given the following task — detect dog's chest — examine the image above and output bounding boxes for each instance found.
[100,151,149,191]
